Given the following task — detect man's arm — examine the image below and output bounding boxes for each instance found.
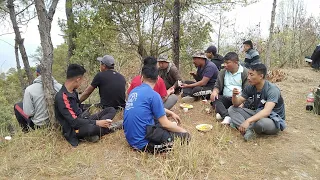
[165,108,181,124]
[80,85,95,103]
[22,90,35,117]
[182,77,210,88]
[232,88,246,107]
[158,115,187,133]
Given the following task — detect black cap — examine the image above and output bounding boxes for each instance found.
[243,40,253,48]
[205,45,217,55]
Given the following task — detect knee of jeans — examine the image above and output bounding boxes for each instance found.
[252,121,264,134]
[227,106,237,114]
[169,94,178,102]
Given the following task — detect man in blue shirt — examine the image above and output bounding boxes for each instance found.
[181,51,219,103]
[124,65,190,153]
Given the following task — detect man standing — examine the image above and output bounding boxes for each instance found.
[80,55,126,110]
[210,52,248,124]
[55,64,119,146]
[311,44,320,69]
[14,67,62,132]
[243,40,261,68]
[157,54,182,94]
[228,63,286,141]
[205,45,224,70]
[124,65,190,153]
[181,51,219,103]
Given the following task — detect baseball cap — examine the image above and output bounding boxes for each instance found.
[157,54,170,63]
[97,55,115,68]
[192,51,207,59]
[205,45,217,55]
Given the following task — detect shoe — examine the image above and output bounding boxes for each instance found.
[181,96,195,103]
[221,116,231,124]
[215,113,222,120]
[109,120,123,132]
[243,129,256,141]
[84,135,100,143]
[230,122,237,129]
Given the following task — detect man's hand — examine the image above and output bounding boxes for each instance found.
[232,88,240,97]
[167,87,175,95]
[239,120,250,134]
[210,90,219,102]
[189,72,196,76]
[180,83,189,88]
[96,119,112,128]
[170,112,181,125]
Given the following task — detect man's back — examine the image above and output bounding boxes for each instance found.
[23,76,62,125]
[91,70,126,109]
[124,83,165,149]
[211,54,224,70]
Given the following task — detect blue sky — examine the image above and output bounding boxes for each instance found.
[0,0,319,73]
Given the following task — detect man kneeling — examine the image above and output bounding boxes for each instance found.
[55,64,119,146]
[124,65,190,153]
[228,63,286,141]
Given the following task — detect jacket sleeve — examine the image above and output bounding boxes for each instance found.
[22,89,35,117]
[169,65,182,87]
[242,67,249,90]
[56,93,96,129]
[214,69,225,94]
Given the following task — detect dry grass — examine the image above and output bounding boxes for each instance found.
[1,67,320,179]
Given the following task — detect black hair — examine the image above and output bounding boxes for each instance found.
[243,40,253,49]
[66,64,86,79]
[250,63,267,78]
[143,56,157,66]
[141,65,158,82]
[224,52,239,62]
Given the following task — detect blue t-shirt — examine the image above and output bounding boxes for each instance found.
[123,83,166,149]
[196,60,219,87]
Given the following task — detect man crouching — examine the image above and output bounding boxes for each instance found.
[124,65,190,153]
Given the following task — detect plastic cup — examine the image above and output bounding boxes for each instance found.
[183,107,188,112]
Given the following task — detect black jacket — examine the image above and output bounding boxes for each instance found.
[311,45,320,69]
[210,54,224,70]
[54,85,96,146]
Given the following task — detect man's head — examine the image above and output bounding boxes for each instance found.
[66,64,87,89]
[157,54,170,70]
[143,56,157,67]
[243,40,253,52]
[248,63,267,86]
[205,45,217,59]
[141,65,158,84]
[223,52,239,72]
[97,55,115,72]
[192,51,207,67]
[36,66,41,76]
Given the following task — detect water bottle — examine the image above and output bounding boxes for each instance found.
[306,90,315,111]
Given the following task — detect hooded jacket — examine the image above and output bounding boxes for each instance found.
[23,76,62,125]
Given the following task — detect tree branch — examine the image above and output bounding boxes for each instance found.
[48,0,59,20]
[15,2,34,16]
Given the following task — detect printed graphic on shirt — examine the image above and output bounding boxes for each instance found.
[126,93,138,110]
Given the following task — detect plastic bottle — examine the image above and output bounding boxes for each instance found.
[306,90,315,111]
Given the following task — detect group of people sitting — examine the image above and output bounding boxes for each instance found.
[14,40,286,153]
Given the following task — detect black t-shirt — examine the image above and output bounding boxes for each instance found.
[91,70,126,109]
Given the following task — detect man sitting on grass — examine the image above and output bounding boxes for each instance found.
[181,51,219,102]
[228,63,286,141]
[124,65,190,153]
[210,52,248,124]
[55,64,120,147]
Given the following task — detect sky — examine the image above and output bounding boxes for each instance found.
[0,0,319,73]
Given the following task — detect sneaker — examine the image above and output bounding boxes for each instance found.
[243,129,256,141]
[221,116,231,124]
[230,122,237,129]
[181,96,195,103]
[109,120,123,132]
[84,135,100,143]
[215,113,222,120]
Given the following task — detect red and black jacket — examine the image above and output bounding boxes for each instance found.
[54,85,95,146]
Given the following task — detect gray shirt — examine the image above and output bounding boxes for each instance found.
[241,80,285,120]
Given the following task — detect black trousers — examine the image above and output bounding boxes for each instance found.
[14,102,36,132]
[76,107,117,138]
[141,125,191,154]
[182,81,213,99]
[211,95,233,119]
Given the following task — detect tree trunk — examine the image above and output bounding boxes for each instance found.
[34,0,59,128]
[266,0,277,68]
[65,0,76,64]
[217,9,222,53]
[14,40,25,96]
[7,0,34,85]
[172,0,180,69]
